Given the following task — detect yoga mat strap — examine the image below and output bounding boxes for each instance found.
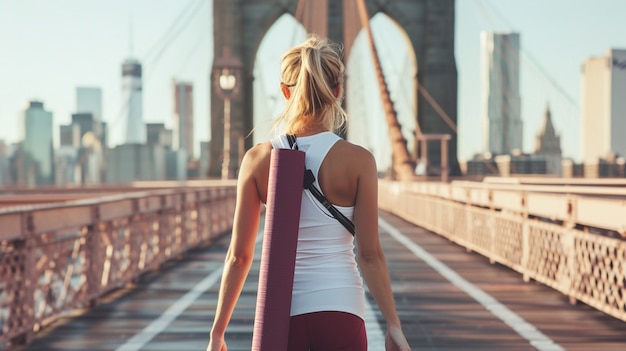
[288,134,356,236]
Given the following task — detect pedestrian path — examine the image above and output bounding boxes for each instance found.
[19,211,626,350]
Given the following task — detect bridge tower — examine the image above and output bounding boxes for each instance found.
[210,0,460,177]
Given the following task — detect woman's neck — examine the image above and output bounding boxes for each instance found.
[289,117,329,137]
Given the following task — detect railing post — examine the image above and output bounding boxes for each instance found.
[563,196,578,305]
[11,212,35,346]
[86,204,102,307]
[488,190,496,263]
[465,188,473,249]
[521,194,531,282]
[157,194,169,266]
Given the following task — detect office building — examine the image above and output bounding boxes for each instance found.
[22,101,54,186]
[100,121,109,149]
[122,58,145,144]
[60,124,80,148]
[55,146,78,186]
[71,112,95,145]
[166,149,188,181]
[146,123,172,149]
[199,141,210,179]
[76,87,102,137]
[481,32,522,155]
[173,81,194,159]
[581,48,626,162]
[494,153,548,177]
[105,144,165,183]
[0,140,10,185]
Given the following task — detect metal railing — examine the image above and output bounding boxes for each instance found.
[0,183,237,348]
[379,179,626,323]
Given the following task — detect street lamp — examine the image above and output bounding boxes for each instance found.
[213,49,242,179]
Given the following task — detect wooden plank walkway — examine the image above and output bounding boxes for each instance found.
[16,211,626,351]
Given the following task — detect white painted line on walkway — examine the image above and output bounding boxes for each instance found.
[378,217,564,351]
[115,265,223,351]
[116,233,263,351]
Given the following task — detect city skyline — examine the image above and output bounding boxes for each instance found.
[1,0,625,163]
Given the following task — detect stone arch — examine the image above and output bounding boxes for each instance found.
[210,0,459,177]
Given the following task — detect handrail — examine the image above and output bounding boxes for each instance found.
[0,184,237,349]
[379,179,626,323]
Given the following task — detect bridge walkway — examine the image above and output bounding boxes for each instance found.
[17,211,626,351]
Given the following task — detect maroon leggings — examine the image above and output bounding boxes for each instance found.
[287,311,367,351]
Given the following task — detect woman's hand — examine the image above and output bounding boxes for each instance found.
[385,325,411,351]
[206,336,227,351]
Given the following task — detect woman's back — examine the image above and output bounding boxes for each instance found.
[272,132,365,318]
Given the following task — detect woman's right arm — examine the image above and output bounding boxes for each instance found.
[207,147,266,351]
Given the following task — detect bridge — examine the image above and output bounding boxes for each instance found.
[1,179,626,350]
[2,0,626,350]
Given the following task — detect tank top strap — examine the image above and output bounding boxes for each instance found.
[298,132,341,184]
[270,135,291,149]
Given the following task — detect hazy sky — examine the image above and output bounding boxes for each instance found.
[1,0,625,165]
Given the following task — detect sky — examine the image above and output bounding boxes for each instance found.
[1,0,625,167]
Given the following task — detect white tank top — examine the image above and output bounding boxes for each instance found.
[271,132,365,320]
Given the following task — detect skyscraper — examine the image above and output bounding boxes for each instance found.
[22,101,54,186]
[173,81,194,159]
[76,87,102,137]
[581,48,626,162]
[122,58,145,144]
[481,32,522,155]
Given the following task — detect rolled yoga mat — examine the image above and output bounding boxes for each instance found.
[251,148,305,351]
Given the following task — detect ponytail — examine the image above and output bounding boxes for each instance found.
[273,35,347,135]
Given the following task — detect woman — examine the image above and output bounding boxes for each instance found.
[207,35,411,351]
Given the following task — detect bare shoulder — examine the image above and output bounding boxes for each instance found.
[333,140,377,170]
[240,141,273,203]
[242,142,272,167]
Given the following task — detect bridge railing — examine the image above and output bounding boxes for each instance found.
[0,184,237,348]
[379,179,626,323]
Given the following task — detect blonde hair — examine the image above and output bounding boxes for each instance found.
[273,35,348,135]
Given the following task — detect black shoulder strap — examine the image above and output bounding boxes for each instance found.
[287,134,356,236]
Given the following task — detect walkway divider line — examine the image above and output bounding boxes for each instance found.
[115,233,263,351]
[378,217,564,351]
[115,266,224,351]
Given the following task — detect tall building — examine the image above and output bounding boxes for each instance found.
[481,32,522,155]
[146,123,172,149]
[0,140,10,185]
[534,105,562,175]
[76,87,102,137]
[199,141,210,179]
[581,48,626,162]
[122,58,145,144]
[22,101,54,186]
[60,124,80,148]
[71,112,95,144]
[173,81,194,159]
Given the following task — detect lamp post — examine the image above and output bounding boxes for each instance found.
[213,49,242,179]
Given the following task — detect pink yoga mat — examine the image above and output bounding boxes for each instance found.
[251,148,305,351]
